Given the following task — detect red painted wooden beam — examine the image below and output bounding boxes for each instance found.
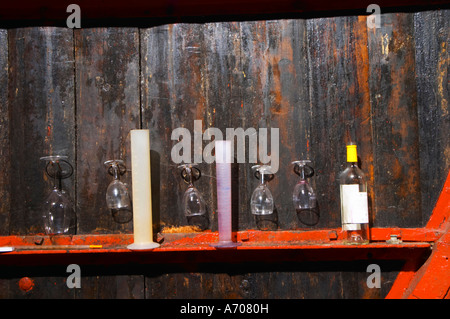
[405,230,450,299]
[0,227,435,269]
[0,227,439,251]
[387,170,450,299]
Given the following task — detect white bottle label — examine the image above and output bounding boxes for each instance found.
[340,184,369,226]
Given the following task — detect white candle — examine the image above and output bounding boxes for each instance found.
[211,140,240,248]
[127,129,160,250]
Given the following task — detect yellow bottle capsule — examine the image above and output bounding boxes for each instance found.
[346,143,358,163]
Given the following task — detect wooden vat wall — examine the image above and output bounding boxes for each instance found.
[0,10,448,298]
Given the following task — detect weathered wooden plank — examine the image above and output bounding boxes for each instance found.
[352,16,376,226]
[144,261,401,299]
[0,265,145,299]
[141,24,216,231]
[75,28,140,234]
[414,10,450,225]
[307,16,374,228]
[140,24,175,233]
[8,27,75,235]
[0,265,76,298]
[0,260,400,299]
[5,27,77,300]
[240,20,311,230]
[0,29,9,235]
[74,273,145,299]
[368,13,422,227]
[202,22,243,232]
[0,277,9,298]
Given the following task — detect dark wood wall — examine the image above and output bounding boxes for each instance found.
[0,10,448,298]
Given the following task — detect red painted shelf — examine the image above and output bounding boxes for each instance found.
[0,227,439,266]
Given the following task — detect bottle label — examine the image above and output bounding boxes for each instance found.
[340,184,369,225]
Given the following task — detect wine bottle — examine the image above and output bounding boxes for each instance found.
[339,143,369,244]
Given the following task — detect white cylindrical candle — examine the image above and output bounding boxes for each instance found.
[211,140,240,248]
[127,129,160,250]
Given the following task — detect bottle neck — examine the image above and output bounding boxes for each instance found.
[346,161,358,167]
[341,161,366,187]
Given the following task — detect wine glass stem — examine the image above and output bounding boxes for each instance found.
[57,177,63,191]
[51,161,63,191]
[112,164,119,180]
[299,166,305,180]
[186,166,194,187]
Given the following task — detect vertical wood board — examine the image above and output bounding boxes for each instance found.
[414,10,450,225]
[8,27,75,235]
[368,13,422,227]
[75,28,140,234]
[0,29,9,235]
[307,16,374,228]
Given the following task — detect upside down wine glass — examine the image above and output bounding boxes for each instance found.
[40,155,76,235]
[292,160,319,226]
[250,165,275,216]
[179,163,207,217]
[105,159,132,223]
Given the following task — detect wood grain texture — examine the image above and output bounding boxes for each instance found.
[240,20,310,230]
[141,22,245,233]
[368,13,422,227]
[414,10,450,225]
[0,29,9,235]
[203,22,243,232]
[141,24,213,231]
[144,260,401,299]
[0,265,145,299]
[75,28,140,234]
[307,16,374,228]
[8,27,75,235]
[4,28,78,299]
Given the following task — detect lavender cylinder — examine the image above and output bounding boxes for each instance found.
[215,140,233,244]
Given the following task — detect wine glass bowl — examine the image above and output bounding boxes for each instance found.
[104,160,132,223]
[40,155,76,235]
[250,165,275,216]
[292,160,319,226]
[182,185,207,217]
[179,164,206,217]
